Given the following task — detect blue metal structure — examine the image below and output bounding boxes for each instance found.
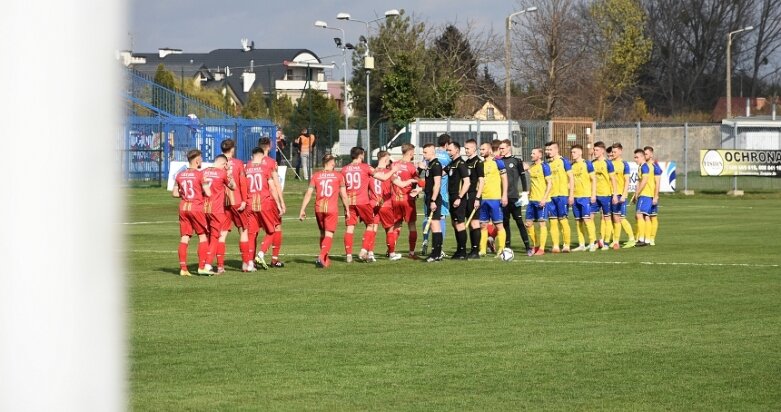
[122,68,276,184]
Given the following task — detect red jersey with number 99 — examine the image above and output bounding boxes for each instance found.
[341,162,374,205]
[245,162,271,211]
[175,168,205,212]
[312,171,343,213]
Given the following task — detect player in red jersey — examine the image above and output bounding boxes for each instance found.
[172,149,212,276]
[341,146,398,263]
[372,151,418,261]
[299,154,350,268]
[221,139,255,271]
[391,143,421,259]
[257,137,287,267]
[202,154,235,274]
[245,146,284,270]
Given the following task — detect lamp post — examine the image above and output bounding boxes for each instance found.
[505,6,537,120]
[337,9,400,162]
[314,20,350,129]
[726,26,754,119]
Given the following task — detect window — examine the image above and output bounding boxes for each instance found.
[487,107,495,120]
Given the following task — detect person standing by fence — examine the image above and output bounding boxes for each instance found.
[295,128,316,180]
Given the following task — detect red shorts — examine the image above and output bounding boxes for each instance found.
[346,204,375,226]
[259,199,281,234]
[316,211,338,233]
[393,199,417,223]
[179,210,208,236]
[378,206,397,229]
[229,205,252,229]
[207,212,231,234]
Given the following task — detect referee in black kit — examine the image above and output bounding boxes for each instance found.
[497,139,533,255]
[463,139,485,259]
[420,143,443,262]
[444,140,471,259]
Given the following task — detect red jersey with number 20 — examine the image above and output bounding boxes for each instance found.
[341,162,374,205]
[175,168,205,212]
[245,162,272,211]
[312,171,343,213]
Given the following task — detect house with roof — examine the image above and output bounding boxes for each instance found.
[118,40,347,114]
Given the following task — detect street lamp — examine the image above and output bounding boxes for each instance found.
[314,20,350,129]
[505,6,537,120]
[726,26,754,118]
[337,9,400,162]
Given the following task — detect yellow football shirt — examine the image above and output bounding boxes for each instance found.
[638,162,656,197]
[592,158,615,196]
[481,157,506,200]
[572,159,595,198]
[612,159,630,195]
[528,161,552,202]
[548,155,572,197]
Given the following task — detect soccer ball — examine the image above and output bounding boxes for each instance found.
[500,248,514,262]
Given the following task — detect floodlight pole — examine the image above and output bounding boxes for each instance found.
[314,21,350,129]
[726,26,754,119]
[505,7,537,120]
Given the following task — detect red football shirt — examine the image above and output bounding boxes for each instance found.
[311,170,343,214]
[341,162,374,205]
[226,157,248,206]
[175,168,205,212]
[260,156,278,177]
[393,160,418,201]
[202,167,228,214]
[245,162,272,210]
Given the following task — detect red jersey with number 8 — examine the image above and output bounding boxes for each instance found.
[341,162,374,205]
[175,169,205,212]
[312,171,342,213]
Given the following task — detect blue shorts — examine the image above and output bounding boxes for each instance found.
[650,203,658,216]
[636,196,653,215]
[547,196,569,219]
[479,199,503,223]
[526,201,548,222]
[593,196,612,216]
[572,197,592,220]
[610,197,627,217]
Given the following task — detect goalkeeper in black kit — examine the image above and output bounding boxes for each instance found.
[497,139,533,256]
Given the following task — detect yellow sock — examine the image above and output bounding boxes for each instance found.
[586,219,596,244]
[560,219,571,248]
[636,218,646,241]
[576,220,585,246]
[539,225,548,251]
[613,221,622,244]
[650,217,658,240]
[599,220,606,241]
[479,228,488,255]
[496,228,506,254]
[621,219,635,241]
[528,225,537,247]
[549,219,560,249]
[604,219,613,244]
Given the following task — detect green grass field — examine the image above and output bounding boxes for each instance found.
[129,180,781,410]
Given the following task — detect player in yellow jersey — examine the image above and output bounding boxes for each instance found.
[569,144,598,252]
[477,141,508,257]
[544,141,574,253]
[630,148,655,247]
[591,141,618,250]
[525,148,553,256]
[608,143,636,249]
[644,146,662,246]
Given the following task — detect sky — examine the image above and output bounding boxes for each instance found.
[129,0,519,68]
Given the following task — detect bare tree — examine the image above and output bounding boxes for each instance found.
[746,0,781,97]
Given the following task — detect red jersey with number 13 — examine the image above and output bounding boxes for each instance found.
[175,168,205,212]
[312,171,343,213]
[341,162,374,205]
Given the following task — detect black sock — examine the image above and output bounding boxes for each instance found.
[455,229,467,253]
[470,228,481,251]
[432,232,443,257]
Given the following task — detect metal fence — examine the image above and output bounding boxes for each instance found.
[121,116,276,185]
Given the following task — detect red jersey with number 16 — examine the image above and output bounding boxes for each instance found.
[312,171,343,213]
[175,168,205,212]
[341,162,374,205]
[202,167,229,214]
[245,162,272,211]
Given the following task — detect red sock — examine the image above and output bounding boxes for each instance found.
[217,241,226,267]
[319,235,325,249]
[362,230,377,252]
[272,231,282,259]
[248,232,258,259]
[409,230,418,253]
[178,242,188,270]
[344,232,354,255]
[320,236,333,261]
[239,241,249,263]
[261,233,274,254]
[208,233,219,265]
[387,229,398,254]
[197,240,208,269]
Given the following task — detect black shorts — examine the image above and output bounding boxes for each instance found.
[425,194,442,220]
[449,196,467,223]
